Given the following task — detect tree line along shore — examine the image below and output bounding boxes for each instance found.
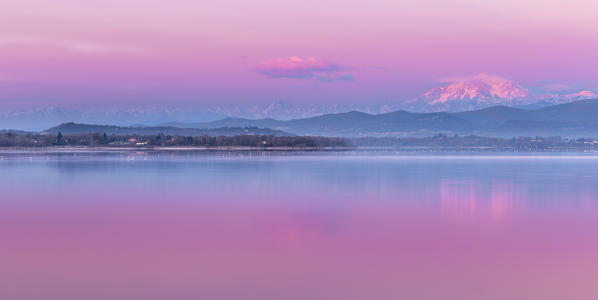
[0,132,351,148]
[2,131,598,151]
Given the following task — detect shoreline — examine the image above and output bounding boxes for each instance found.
[1,145,598,153]
[0,146,356,152]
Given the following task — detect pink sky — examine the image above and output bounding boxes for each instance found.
[1,0,598,108]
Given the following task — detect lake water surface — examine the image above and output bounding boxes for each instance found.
[2,151,598,299]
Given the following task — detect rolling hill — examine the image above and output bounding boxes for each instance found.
[165,99,598,138]
[43,123,293,136]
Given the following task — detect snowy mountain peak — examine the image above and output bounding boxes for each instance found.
[423,73,530,104]
[570,90,597,99]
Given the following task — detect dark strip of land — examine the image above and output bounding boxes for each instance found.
[353,135,598,151]
[3,131,598,151]
[0,132,350,148]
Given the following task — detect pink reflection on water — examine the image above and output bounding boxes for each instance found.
[440,179,522,222]
[490,183,517,221]
[1,179,598,299]
[440,179,479,219]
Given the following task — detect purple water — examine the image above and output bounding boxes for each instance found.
[2,151,598,299]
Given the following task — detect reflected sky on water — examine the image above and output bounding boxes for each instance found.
[2,151,598,299]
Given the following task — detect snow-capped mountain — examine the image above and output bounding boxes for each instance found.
[525,90,598,109]
[401,74,533,112]
[398,74,597,112]
[425,73,530,102]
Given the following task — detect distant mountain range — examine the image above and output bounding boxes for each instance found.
[25,99,598,138]
[0,107,226,132]
[163,99,598,138]
[43,123,292,136]
[2,74,596,131]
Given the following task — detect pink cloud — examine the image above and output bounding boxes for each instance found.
[253,56,352,79]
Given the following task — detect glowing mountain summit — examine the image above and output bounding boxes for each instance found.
[424,73,530,103]
[404,74,533,112]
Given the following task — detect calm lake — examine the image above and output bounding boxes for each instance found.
[2,151,598,300]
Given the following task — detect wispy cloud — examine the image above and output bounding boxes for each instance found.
[0,36,151,55]
[316,75,336,82]
[253,56,354,82]
[337,74,354,82]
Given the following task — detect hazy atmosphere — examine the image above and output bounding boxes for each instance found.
[2,0,598,110]
[3,1,598,300]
